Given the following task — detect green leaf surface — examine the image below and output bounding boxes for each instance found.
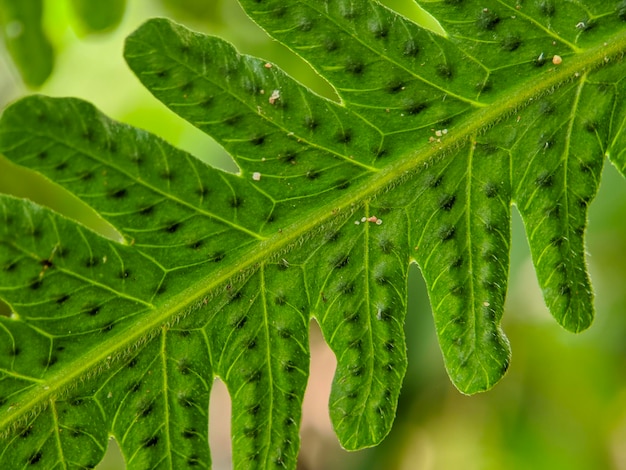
[1,0,625,468]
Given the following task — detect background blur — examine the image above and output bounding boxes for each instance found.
[1,1,626,469]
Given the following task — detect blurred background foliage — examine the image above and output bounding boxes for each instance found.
[1,1,626,469]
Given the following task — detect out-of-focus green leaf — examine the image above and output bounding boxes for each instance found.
[69,0,126,34]
[0,0,53,87]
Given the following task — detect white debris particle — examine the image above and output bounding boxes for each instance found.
[576,21,586,29]
[269,89,280,105]
[483,301,490,307]
[252,172,262,181]
[376,219,383,225]
[552,55,562,65]
[435,129,443,137]
[354,220,360,225]
[361,217,367,222]
[376,307,382,320]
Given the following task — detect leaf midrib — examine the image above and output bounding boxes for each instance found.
[2,29,625,436]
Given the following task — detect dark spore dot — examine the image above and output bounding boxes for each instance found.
[247,404,261,416]
[438,225,456,242]
[182,428,197,439]
[210,251,225,262]
[156,284,167,295]
[336,129,352,144]
[324,38,339,52]
[539,1,556,16]
[349,339,362,350]
[370,21,389,38]
[189,239,204,250]
[161,170,174,181]
[619,1,626,21]
[550,236,564,247]
[56,294,70,304]
[340,282,355,295]
[578,197,590,208]
[181,81,194,94]
[228,290,242,303]
[539,100,555,115]
[283,360,296,372]
[384,340,395,351]
[484,182,498,198]
[436,63,453,79]
[224,114,241,126]
[345,59,365,75]
[178,359,190,375]
[384,362,395,372]
[70,397,84,407]
[230,196,242,208]
[559,283,571,296]
[439,194,456,211]
[450,257,463,269]
[375,274,388,285]
[247,338,257,350]
[44,355,58,367]
[403,39,419,57]
[79,170,93,181]
[0,397,6,407]
[535,172,553,188]
[297,16,314,31]
[534,53,547,67]
[278,328,292,339]
[251,135,266,146]
[247,370,262,383]
[280,149,297,165]
[19,426,32,438]
[345,311,360,323]
[55,161,68,171]
[405,101,428,116]
[374,146,388,159]
[333,255,349,269]
[187,455,201,467]
[584,120,598,133]
[37,151,48,160]
[109,188,127,199]
[86,305,100,316]
[350,365,363,377]
[101,322,114,333]
[304,115,318,130]
[271,5,287,17]
[387,79,404,94]
[156,69,169,79]
[178,394,195,408]
[427,175,443,188]
[128,357,138,368]
[335,179,350,190]
[275,295,286,306]
[477,9,500,30]
[501,35,522,51]
[30,279,43,290]
[196,186,209,198]
[3,261,17,272]
[233,316,247,329]
[108,142,118,154]
[27,451,42,465]
[9,346,20,356]
[346,390,358,399]
[129,381,141,393]
[165,222,180,233]
[120,269,131,279]
[306,169,320,180]
[142,436,159,448]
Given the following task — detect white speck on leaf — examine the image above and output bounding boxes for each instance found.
[269,89,280,105]
[252,172,261,181]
